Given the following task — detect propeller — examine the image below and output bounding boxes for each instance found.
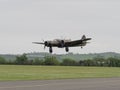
[33,41,49,50]
[60,36,69,47]
[44,41,48,49]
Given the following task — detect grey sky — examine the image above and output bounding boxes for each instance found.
[0,0,120,54]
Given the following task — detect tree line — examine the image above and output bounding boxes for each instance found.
[0,54,120,67]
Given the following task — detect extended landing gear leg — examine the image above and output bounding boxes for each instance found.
[49,47,53,53]
[65,47,69,52]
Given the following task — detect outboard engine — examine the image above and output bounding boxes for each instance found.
[44,41,48,46]
[44,41,51,49]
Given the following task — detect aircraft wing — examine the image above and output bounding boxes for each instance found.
[32,42,44,44]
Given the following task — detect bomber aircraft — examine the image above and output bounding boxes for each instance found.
[33,35,91,53]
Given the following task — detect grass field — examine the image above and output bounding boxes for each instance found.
[0,65,120,81]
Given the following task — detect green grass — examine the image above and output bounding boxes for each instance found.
[0,65,120,81]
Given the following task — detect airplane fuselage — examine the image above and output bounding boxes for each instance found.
[45,39,87,48]
[33,35,91,53]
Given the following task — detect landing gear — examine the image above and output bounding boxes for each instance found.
[49,47,53,53]
[65,47,69,52]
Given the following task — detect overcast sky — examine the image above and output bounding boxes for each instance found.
[0,0,120,54]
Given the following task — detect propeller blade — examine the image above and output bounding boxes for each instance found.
[33,40,48,50]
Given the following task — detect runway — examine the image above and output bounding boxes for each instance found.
[0,78,120,90]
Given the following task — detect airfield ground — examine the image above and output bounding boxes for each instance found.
[0,78,120,90]
[0,65,120,81]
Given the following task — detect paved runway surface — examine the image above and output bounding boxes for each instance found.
[0,78,120,90]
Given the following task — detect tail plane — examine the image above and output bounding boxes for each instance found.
[81,35,91,41]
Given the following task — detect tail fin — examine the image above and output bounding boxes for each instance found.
[81,35,86,40]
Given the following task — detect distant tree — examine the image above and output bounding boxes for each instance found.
[33,58,44,65]
[44,56,60,65]
[81,60,91,66]
[85,59,96,66]
[107,57,120,67]
[0,56,6,64]
[6,60,15,65]
[93,57,105,66]
[26,60,34,65]
[15,54,28,65]
[79,60,84,66]
[61,58,77,66]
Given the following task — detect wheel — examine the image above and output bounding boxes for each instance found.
[65,47,69,52]
[49,47,53,53]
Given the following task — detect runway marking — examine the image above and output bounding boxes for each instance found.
[0,79,120,89]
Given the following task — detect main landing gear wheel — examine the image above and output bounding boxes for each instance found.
[49,47,53,53]
[65,47,69,52]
